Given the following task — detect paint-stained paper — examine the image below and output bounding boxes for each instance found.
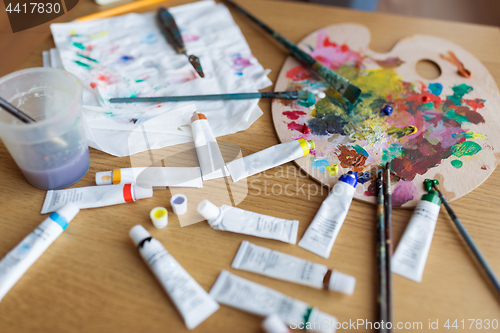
[50,0,271,157]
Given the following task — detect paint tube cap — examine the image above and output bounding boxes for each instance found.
[150,207,168,229]
[421,190,441,205]
[338,171,358,188]
[262,314,290,333]
[307,140,315,150]
[56,203,80,223]
[329,270,356,295]
[133,185,153,200]
[95,171,112,185]
[307,308,337,333]
[197,200,220,221]
[170,194,188,215]
[129,225,151,247]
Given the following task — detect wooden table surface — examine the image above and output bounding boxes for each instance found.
[1,0,500,332]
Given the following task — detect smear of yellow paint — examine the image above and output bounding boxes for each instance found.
[91,32,108,39]
[326,163,339,176]
[464,131,486,139]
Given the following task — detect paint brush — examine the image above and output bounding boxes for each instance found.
[424,179,500,298]
[157,7,204,78]
[0,97,36,124]
[384,162,393,331]
[109,90,314,103]
[224,0,361,111]
[376,169,388,333]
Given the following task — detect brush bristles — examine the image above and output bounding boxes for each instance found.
[343,84,362,106]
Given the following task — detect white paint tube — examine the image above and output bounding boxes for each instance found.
[232,241,356,295]
[392,190,441,282]
[190,112,230,181]
[262,314,291,333]
[197,200,299,244]
[210,270,338,333]
[95,167,203,188]
[298,172,358,259]
[226,139,315,182]
[41,183,153,214]
[0,203,80,302]
[129,225,219,329]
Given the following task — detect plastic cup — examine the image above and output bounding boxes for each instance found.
[0,68,90,190]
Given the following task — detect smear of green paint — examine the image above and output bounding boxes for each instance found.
[448,84,473,105]
[72,42,85,50]
[74,60,91,69]
[77,53,98,63]
[135,79,145,83]
[382,144,403,163]
[353,144,368,157]
[445,110,470,124]
[451,141,481,157]
[451,160,463,168]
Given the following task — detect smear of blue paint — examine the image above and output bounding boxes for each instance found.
[141,33,157,44]
[120,55,134,62]
[357,171,371,184]
[311,159,330,173]
[428,83,443,96]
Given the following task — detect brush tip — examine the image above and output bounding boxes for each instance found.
[343,84,362,106]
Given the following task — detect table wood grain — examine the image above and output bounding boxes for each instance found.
[0,0,499,332]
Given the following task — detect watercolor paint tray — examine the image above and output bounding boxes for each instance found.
[272,24,500,208]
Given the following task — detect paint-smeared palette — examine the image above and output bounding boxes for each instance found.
[272,24,500,208]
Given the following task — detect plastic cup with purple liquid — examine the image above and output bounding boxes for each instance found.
[0,68,90,190]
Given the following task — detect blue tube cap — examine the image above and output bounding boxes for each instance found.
[338,171,358,188]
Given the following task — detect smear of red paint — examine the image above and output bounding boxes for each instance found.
[340,44,349,52]
[287,121,310,134]
[481,165,488,170]
[335,145,367,172]
[286,66,312,81]
[90,82,97,89]
[323,37,337,48]
[465,99,485,111]
[283,111,307,120]
[88,45,94,50]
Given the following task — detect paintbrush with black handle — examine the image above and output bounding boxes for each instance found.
[424,179,500,299]
[224,0,361,111]
[377,169,388,333]
[157,7,204,78]
[384,162,393,331]
[0,97,36,124]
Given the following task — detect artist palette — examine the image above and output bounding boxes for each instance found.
[272,24,500,207]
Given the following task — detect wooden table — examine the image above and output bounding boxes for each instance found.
[1,0,500,332]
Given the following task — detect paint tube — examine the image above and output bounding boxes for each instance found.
[262,314,291,333]
[0,203,80,302]
[41,183,153,214]
[190,112,229,181]
[129,225,219,329]
[210,270,338,333]
[232,241,356,295]
[197,200,299,244]
[298,172,358,259]
[95,167,203,188]
[226,139,315,182]
[392,190,441,282]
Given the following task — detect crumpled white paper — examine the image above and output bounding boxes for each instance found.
[50,0,271,157]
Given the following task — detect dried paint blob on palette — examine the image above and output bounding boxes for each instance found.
[272,24,500,208]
